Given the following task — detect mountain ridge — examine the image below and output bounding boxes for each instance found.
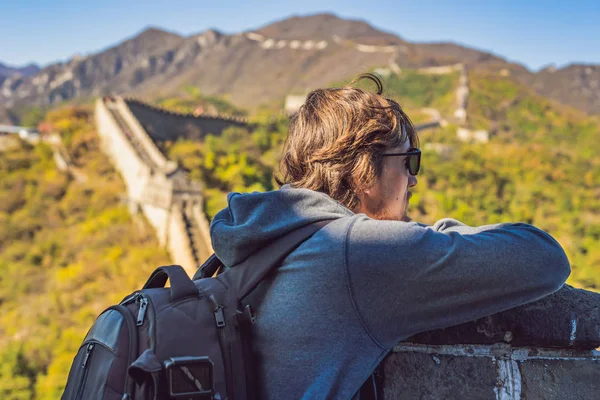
[0,62,40,82]
[0,13,598,120]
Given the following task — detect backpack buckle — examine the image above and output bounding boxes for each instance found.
[163,356,214,398]
[236,304,256,324]
[245,305,256,324]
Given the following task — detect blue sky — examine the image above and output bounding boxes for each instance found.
[1,0,598,71]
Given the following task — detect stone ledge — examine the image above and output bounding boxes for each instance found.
[377,343,599,400]
[405,285,600,349]
[375,287,600,399]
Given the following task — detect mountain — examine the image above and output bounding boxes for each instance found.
[255,13,404,44]
[0,107,19,125]
[0,13,599,119]
[0,26,185,109]
[0,62,40,80]
[532,64,600,115]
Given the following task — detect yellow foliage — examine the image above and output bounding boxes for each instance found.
[55,262,85,289]
[34,352,74,400]
[105,246,124,264]
[0,106,171,399]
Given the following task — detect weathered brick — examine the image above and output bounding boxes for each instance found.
[519,358,600,399]
[376,345,600,399]
[377,351,497,399]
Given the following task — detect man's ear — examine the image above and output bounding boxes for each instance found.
[354,186,369,199]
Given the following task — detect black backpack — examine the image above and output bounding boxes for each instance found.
[61,221,331,400]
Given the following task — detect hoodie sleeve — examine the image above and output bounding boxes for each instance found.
[345,216,571,349]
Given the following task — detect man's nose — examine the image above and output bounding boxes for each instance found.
[408,174,418,187]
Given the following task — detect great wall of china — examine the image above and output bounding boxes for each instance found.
[0,23,596,400]
[258,30,480,144]
[90,90,599,399]
[95,96,218,276]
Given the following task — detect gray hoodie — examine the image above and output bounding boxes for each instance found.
[210,186,570,399]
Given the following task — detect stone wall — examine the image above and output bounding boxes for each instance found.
[191,201,213,263]
[457,127,490,143]
[140,175,173,210]
[114,97,176,171]
[244,31,410,54]
[125,98,247,142]
[141,203,170,247]
[376,285,600,399]
[94,97,214,275]
[417,63,464,75]
[454,65,469,124]
[95,99,151,202]
[167,203,199,276]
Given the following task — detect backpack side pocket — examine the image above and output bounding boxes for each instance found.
[61,306,138,400]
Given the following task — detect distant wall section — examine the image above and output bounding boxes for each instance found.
[125,98,247,142]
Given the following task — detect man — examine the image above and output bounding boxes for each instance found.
[209,74,570,399]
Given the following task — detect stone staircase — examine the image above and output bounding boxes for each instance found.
[181,200,203,269]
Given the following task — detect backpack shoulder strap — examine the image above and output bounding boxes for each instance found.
[194,220,333,299]
[194,254,224,280]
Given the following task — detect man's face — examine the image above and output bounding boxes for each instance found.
[355,140,418,221]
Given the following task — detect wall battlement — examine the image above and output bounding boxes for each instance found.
[123,97,248,143]
[124,96,248,124]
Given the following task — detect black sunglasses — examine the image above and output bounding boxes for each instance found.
[382,148,421,176]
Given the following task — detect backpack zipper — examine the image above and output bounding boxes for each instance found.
[209,295,225,327]
[74,342,95,400]
[136,296,149,326]
[209,295,233,397]
[120,292,149,326]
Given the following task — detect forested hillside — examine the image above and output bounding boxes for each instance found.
[0,108,171,399]
[0,67,598,399]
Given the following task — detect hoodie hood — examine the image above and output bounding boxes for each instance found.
[210,186,353,266]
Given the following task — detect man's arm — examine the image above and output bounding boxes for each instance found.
[345,216,571,349]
